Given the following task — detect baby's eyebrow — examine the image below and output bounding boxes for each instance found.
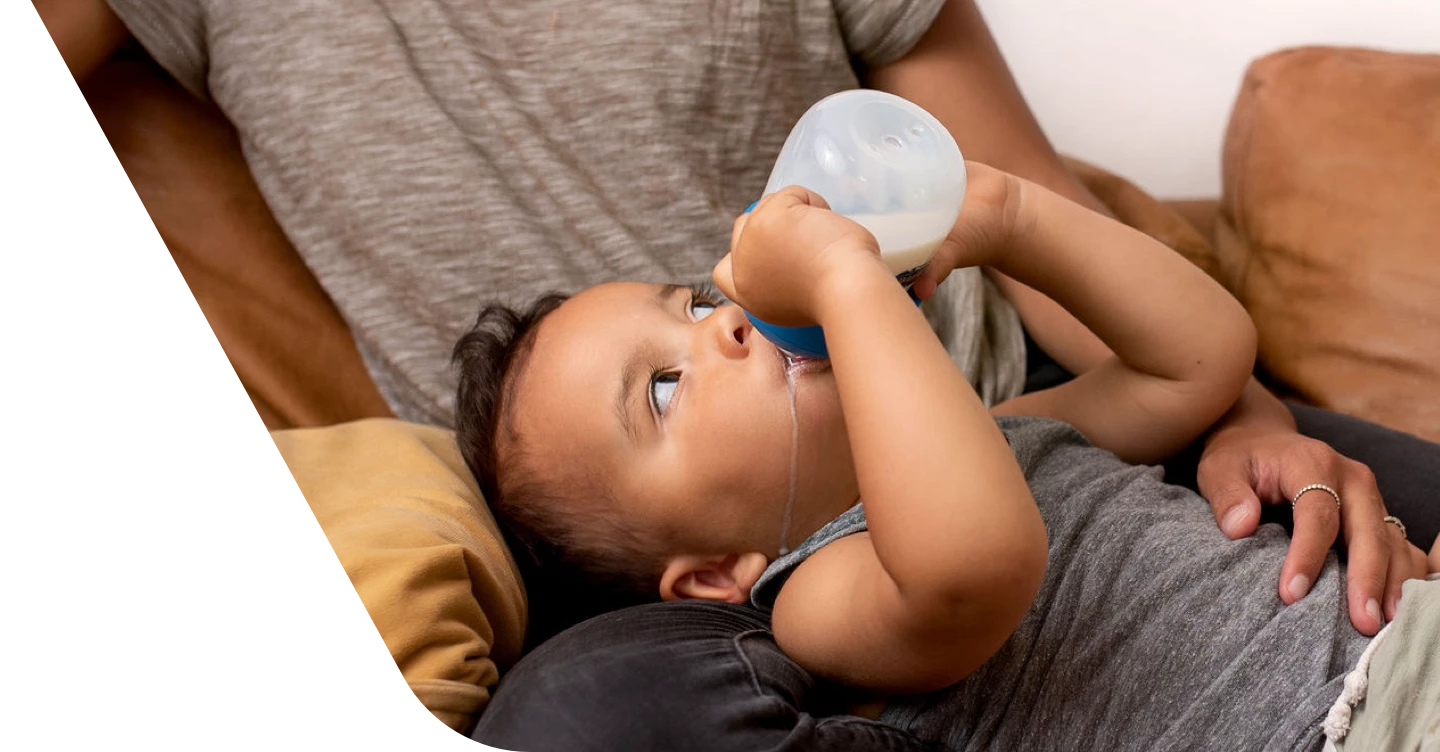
[616,352,645,444]
[613,284,688,444]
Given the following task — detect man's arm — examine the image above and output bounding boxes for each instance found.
[865,0,1310,441]
[34,0,128,81]
[867,1,1289,428]
[866,0,1420,635]
[864,0,1115,374]
[42,0,397,423]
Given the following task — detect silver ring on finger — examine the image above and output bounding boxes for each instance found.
[1381,515,1408,540]
[1291,483,1341,511]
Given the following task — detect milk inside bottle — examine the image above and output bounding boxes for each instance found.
[744,90,968,359]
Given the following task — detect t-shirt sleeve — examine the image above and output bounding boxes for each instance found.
[105,0,209,99]
[831,0,949,69]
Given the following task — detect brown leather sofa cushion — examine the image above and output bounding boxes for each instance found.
[1215,46,1440,443]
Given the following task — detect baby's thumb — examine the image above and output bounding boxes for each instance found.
[712,254,739,303]
[911,268,940,302]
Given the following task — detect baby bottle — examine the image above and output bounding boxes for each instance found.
[744,90,967,359]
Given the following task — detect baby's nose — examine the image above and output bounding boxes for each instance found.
[711,306,753,360]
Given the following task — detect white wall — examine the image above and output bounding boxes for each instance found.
[974,0,1440,198]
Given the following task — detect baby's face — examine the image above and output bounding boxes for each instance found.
[507,282,860,566]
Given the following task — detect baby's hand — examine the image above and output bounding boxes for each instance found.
[910,161,1026,302]
[712,186,886,327]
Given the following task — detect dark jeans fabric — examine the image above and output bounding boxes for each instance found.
[473,339,1440,752]
[471,601,940,752]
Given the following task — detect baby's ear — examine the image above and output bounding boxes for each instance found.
[659,552,769,603]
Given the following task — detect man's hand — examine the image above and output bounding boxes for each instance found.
[1199,421,1427,636]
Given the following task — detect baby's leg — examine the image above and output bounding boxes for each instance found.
[1430,538,1439,574]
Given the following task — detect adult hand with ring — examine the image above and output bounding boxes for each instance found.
[1199,425,1427,636]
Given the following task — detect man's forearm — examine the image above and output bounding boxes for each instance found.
[78,51,394,426]
[1206,378,1299,439]
[34,0,127,81]
[865,0,1113,219]
[866,0,1120,370]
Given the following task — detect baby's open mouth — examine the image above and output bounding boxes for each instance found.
[782,352,830,376]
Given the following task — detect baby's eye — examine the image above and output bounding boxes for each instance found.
[687,282,725,321]
[650,371,680,415]
[691,299,718,321]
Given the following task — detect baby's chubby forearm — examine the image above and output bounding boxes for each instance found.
[991,180,1257,463]
[813,255,1046,629]
[716,185,1047,638]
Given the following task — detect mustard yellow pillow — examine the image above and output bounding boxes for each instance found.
[271,419,526,733]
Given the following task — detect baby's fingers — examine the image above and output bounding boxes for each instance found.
[772,184,831,211]
[730,211,751,254]
[910,265,943,302]
[712,254,738,304]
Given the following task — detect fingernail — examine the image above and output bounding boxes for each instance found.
[1288,574,1311,600]
[1222,507,1249,537]
[1366,598,1383,627]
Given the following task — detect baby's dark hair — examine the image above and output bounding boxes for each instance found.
[453,294,667,647]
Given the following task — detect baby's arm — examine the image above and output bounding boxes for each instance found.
[716,187,1047,693]
[981,170,1257,464]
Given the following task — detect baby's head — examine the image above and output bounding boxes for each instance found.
[454,282,858,638]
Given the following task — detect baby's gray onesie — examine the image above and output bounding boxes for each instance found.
[753,416,1369,752]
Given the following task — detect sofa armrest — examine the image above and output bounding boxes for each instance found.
[82,51,393,429]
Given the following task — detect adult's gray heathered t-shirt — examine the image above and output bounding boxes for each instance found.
[106,0,1025,426]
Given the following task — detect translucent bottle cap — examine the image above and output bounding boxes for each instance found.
[745,90,965,359]
[763,89,966,264]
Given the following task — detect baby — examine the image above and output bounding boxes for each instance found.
[454,163,1438,750]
